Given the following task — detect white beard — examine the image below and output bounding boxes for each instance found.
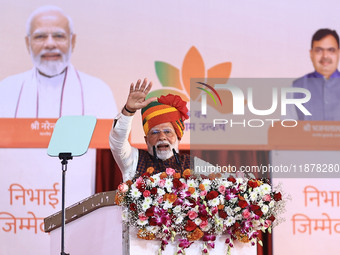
[147,139,179,160]
[30,47,71,76]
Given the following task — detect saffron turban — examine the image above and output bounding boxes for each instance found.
[141,94,189,139]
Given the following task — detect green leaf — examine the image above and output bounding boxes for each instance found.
[258,240,263,247]
[155,61,182,89]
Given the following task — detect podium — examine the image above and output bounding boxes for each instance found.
[44,191,257,255]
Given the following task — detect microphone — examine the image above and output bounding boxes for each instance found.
[153,146,159,161]
[172,149,182,171]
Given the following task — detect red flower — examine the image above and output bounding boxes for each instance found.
[149,217,157,226]
[146,206,155,217]
[250,204,260,212]
[130,203,137,211]
[151,187,157,195]
[206,191,219,200]
[141,172,150,178]
[269,215,276,222]
[227,176,236,183]
[238,200,248,209]
[173,179,182,189]
[143,190,151,197]
[247,180,259,188]
[274,192,282,201]
[233,222,241,229]
[185,220,197,232]
[158,94,189,120]
[200,215,208,221]
[254,210,263,217]
[218,210,228,219]
[136,182,145,193]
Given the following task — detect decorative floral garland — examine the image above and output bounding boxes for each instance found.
[115,167,286,254]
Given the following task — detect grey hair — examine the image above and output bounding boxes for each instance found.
[26,5,74,35]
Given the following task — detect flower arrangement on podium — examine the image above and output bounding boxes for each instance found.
[115,167,285,255]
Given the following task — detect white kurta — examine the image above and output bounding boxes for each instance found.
[0,64,117,118]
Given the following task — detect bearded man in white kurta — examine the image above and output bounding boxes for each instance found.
[0,5,117,118]
[0,6,117,255]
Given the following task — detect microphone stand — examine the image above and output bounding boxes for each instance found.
[59,153,72,255]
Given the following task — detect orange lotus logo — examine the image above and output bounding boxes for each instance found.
[148,46,236,113]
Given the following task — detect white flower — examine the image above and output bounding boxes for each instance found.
[219,195,225,205]
[144,197,153,205]
[215,216,223,225]
[146,179,154,187]
[208,197,220,207]
[157,188,165,196]
[173,205,181,213]
[250,191,258,202]
[194,217,202,225]
[234,207,241,213]
[226,207,234,216]
[236,178,244,184]
[153,174,161,184]
[253,187,261,195]
[165,178,173,191]
[130,188,141,199]
[225,216,236,227]
[146,226,160,234]
[163,200,173,210]
[260,184,271,195]
[142,201,151,211]
[191,191,199,199]
[239,184,247,192]
[235,214,242,221]
[137,219,148,226]
[230,197,238,204]
[252,220,261,228]
[175,215,184,224]
[269,201,275,208]
[201,222,212,232]
[258,200,264,207]
[202,179,212,191]
[261,205,269,215]
[187,179,198,188]
[222,180,232,188]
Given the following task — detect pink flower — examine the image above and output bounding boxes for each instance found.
[188,210,198,220]
[264,220,272,228]
[159,179,166,187]
[242,209,251,219]
[166,168,176,176]
[143,190,151,197]
[200,221,211,231]
[200,190,207,196]
[218,185,226,194]
[157,197,163,204]
[138,213,148,221]
[136,177,143,185]
[118,183,128,193]
[263,194,271,202]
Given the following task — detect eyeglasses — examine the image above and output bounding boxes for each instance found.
[312,47,338,54]
[149,128,175,137]
[29,32,71,43]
